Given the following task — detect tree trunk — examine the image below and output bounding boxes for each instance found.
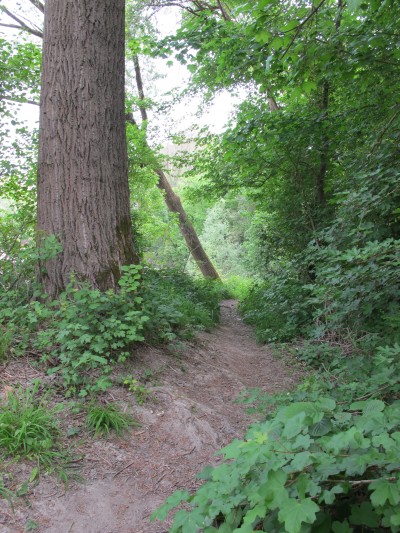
[155,169,220,279]
[131,55,220,280]
[316,80,329,205]
[266,87,280,112]
[37,0,138,297]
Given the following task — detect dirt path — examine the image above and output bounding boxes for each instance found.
[1,300,299,533]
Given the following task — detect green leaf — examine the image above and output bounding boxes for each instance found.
[350,502,380,527]
[350,400,385,414]
[369,479,400,507]
[255,30,271,44]
[290,451,313,471]
[282,412,306,439]
[321,485,345,505]
[332,520,353,533]
[278,498,319,533]
[277,402,314,421]
[172,508,203,532]
[280,20,299,32]
[150,490,191,522]
[315,398,336,412]
[390,511,400,527]
[28,467,39,483]
[292,433,312,450]
[240,504,267,529]
[309,418,332,437]
[295,473,318,500]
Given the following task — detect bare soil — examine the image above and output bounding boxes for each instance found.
[0,300,300,533]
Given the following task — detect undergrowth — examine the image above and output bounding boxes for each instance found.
[0,229,224,395]
[140,267,223,342]
[0,385,61,460]
[223,275,253,301]
[0,384,74,479]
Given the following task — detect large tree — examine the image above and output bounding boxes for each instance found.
[37,0,138,297]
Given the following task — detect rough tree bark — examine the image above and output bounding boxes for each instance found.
[37,0,138,297]
[132,55,220,280]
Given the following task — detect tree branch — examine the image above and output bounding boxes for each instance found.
[370,105,400,154]
[28,0,45,15]
[133,55,149,122]
[0,6,43,38]
[0,22,30,32]
[281,0,328,60]
[146,0,230,19]
[1,95,40,106]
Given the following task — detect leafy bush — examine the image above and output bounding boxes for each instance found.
[140,268,223,342]
[85,402,139,437]
[307,238,400,340]
[0,239,224,395]
[223,275,253,301]
[0,216,60,330]
[152,343,400,532]
[35,265,148,396]
[0,222,61,358]
[237,141,400,344]
[240,264,312,342]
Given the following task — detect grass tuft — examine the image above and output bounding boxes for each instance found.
[0,384,62,464]
[85,402,140,437]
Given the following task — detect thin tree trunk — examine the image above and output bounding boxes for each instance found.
[133,55,148,123]
[266,87,280,112]
[132,55,220,280]
[316,80,329,205]
[316,0,343,206]
[38,0,138,297]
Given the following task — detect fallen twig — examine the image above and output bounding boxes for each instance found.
[113,460,136,478]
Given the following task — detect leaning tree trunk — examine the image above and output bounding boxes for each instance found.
[38,0,138,297]
[132,55,220,280]
[154,169,220,279]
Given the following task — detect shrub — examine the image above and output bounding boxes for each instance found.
[223,275,253,301]
[307,238,400,340]
[140,268,223,342]
[240,264,312,342]
[35,265,148,396]
[0,225,61,357]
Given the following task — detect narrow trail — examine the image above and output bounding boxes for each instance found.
[2,301,299,533]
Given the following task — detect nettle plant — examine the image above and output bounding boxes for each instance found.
[35,265,148,396]
[152,345,400,532]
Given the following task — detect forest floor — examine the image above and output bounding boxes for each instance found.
[0,300,301,533]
